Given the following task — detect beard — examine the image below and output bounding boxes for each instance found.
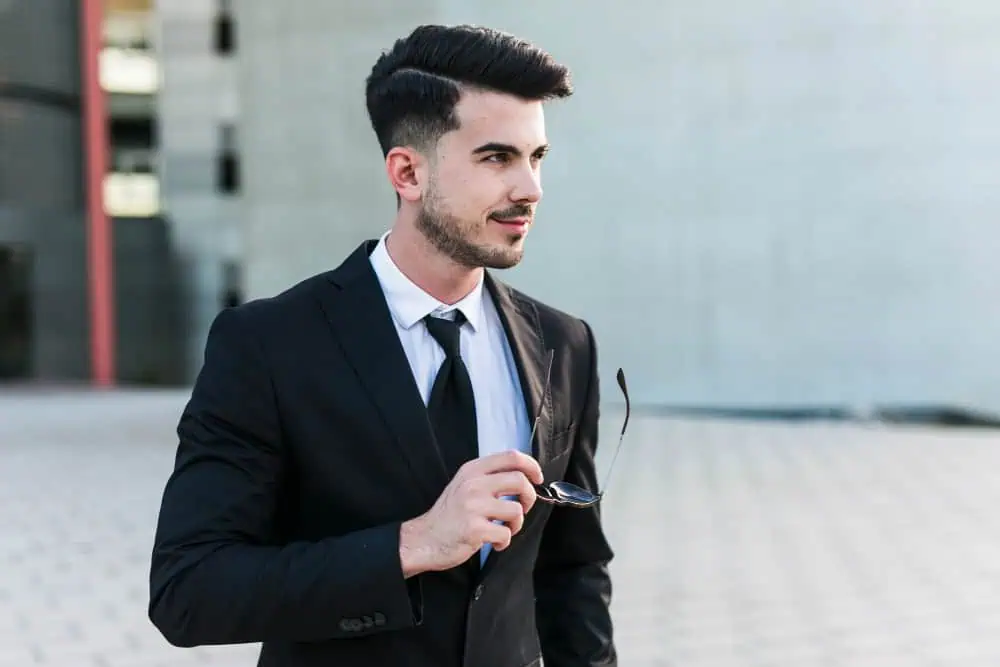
[416,187,526,270]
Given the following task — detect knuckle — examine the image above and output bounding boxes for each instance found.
[520,480,536,501]
[463,476,484,496]
[523,490,537,511]
[462,495,480,515]
[470,521,490,544]
[506,502,524,527]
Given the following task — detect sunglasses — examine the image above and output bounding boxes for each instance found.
[530,350,631,508]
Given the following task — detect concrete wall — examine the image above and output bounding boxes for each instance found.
[235,3,437,299]
[112,217,187,386]
[482,0,1000,413]
[229,1,1000,413]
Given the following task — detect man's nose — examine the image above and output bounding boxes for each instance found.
[510,167,542,204]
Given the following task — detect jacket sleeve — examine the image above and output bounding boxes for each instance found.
[148,305,422,647]
[534,319,617,666]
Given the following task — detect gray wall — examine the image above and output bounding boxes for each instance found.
[235,3,435,299]
[112,216,187,386]
[228,1,1000,413]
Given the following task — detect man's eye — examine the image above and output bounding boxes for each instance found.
[485,153,509,163]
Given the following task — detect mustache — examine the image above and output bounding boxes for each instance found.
[490,204,533,221]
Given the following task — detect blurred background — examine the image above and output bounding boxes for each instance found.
[3,1,1000,666]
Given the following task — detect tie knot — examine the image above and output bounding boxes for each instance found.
[424,312,466,358]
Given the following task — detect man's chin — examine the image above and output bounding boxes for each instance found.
[481,246,524,270]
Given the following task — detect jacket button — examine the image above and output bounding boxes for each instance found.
[473,584,484,600]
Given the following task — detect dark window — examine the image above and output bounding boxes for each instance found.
[110,117,156,149]
[214,0,236,55]
[221,260,242,308]
[216,123,240,194]
[0,244,33,379]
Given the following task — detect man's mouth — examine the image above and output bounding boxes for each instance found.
[491,216,530,226]
[490,206,533,228]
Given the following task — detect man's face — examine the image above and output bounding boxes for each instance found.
[417,89,548,269]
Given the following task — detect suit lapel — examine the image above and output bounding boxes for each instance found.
[485,273,555,466]
[315,241,450,506]
[480,274,554,580]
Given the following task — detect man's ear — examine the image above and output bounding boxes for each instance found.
[386,146,425,204]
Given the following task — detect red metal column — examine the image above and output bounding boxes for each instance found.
[80,0,116,386]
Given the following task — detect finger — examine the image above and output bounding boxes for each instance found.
[509,480,538,516]
[483,471,538,507]
[492,472,538,515]
[481,521,513,551]
[485,498,525,535]
[471,450,543,485]
[518,484,538,515]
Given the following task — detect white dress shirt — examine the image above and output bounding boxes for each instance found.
[369,231,532,562]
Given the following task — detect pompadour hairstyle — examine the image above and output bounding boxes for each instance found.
[365,24,573,157]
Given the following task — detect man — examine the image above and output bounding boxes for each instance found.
[148,24,616,667]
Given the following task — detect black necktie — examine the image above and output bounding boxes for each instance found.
[424,312,478,478]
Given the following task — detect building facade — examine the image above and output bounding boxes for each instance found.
[0,0,182,385]
[155,0,242,378]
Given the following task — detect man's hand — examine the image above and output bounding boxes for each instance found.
[399,450,544,577]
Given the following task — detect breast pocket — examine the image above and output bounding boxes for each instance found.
[541,423,577,480]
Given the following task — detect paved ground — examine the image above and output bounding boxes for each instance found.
[3,389,1000,666]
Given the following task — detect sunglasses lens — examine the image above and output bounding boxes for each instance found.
[548,481,599,507]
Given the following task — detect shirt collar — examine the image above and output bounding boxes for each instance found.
[369,230,485,332]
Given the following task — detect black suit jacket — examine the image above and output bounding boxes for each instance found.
[148,240,617,667]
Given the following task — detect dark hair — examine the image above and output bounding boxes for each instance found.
[365,24,573,158]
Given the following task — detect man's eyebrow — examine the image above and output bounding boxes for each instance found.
[471,142,550,157]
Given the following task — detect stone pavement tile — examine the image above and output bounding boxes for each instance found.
[0,646,39,667]
[7,393,1000,666]
[599,413,1000,666]
[917,640,995,666]
[92,644,263,667]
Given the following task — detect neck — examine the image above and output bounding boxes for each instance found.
[385,222,483,306]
